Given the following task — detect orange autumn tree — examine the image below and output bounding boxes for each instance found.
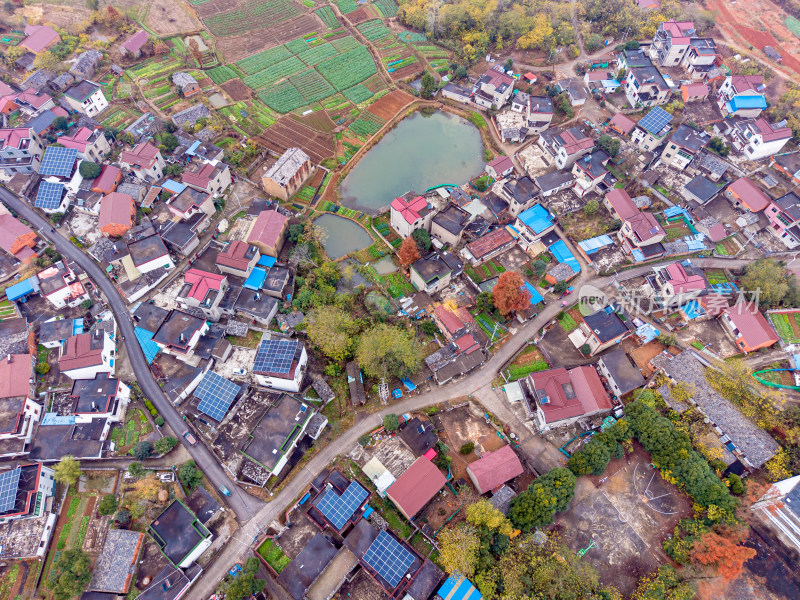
[691,527,756,580]
[492,271,531,316]
[397,236,421,266]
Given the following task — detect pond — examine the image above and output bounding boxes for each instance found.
[372,256,398,275]
[340,110,485,213]
[312,214,372,260]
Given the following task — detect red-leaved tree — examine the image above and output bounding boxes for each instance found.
[691,527,756,581]
[492,271,531,316]
[397,236,421,266]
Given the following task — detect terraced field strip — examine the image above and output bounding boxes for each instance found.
[357,19,394,41]
[203,0,305,37]
[207,65,238,83]
[316,6,338,28]
[236,45,294,75]
[374,0,399,17]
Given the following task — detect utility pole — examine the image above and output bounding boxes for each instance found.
[378,379,389,405]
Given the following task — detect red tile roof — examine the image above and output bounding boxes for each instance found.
[560,130,594,155]
[120,142,160,170]
[487,155,514,174]
[454,333,480,354]
[682,82,708,97]
[467,445,524,493]
[0,127,33,151]
[390,195,428,224]
[609,113,635,135]
[217,240,254,271]
[182,269,226,302]
[466,228,513,259]
[605,189,638,220]
[181,162,216,189]
[754,118,792,142]
[98,192,135,229]
[727,177,770,212]
[0,354,31,399]
[433,305,465,335]
[665,262,706,293]
[0,81,12,97]
[627,211,665,243]
[122,30,148,54]
[91,165,121,194]
[59,127,93,153]
[60,333,104,372]
[529,366,611,424]
[247,210,288,249]
[0,213,34,254]
[731,74,763,93]
[724,302,779,349]
[21,25,59,54]
[15,88,51,109]
[386,457,446,518]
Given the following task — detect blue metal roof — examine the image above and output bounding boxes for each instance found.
[5,277,35,301]
[578,234,614,254]
[134,327,160,364]
[161,179,186,194]
[523,282,543,305]
[727,95,767,111]
[257,255,276,268]
[518,204,553,234]
[437,574,482,600]
[550,240,581,273]
[185,140,201,156]
[244,267,267,290]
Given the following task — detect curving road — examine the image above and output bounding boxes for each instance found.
[0,187,265,521]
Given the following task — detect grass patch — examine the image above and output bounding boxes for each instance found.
[558,312,578,332]
[256,539,291,573]
[227,329,263,348]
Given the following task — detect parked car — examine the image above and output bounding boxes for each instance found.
[219,485,232,497]
[183,431,198,446]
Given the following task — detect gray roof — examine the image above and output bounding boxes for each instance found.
[64,80,100,102]
[22,69,55,91]
[599,348,645,395]
[172,104,211,128]
[172,72,197,88]
[264,148,311,185]
[535,170,574,192]
[683,175,719,203]
[652,351,780,468]
[670,123,709,152]
[69,50,102,78]
[489,484,517,514]
[89,529,143,593]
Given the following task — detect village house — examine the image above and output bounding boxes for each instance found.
[181,161,231,197]
[721,302,779,352]
[631,106,674,151]
[485,155,514,179]
[90,165,122,194]
[59,329,116,380]
[65,373,130,422]
[19,25,59,55]
[216,240,260,277]
[252,338,308,392]
[682,175,720,205]
[571,150,612,197]
[527,365,613,431]
[525,95,554,133]
[461,227,515,265]
[118,142,165,182]
[147,501,213,569]
[766,191,800,249]
[538,126,594,169]
[176,269,228,321]
[13,88,54,115]
[466,445,524,494]
[38,261,90,309]
[641,260,708,308]
[770,152,800,185]
[172,72,200,97]
[387,456,447,519]
[680,38,719,79]
[624,66,671,108]
[569,304,633,356]
[0,127,44,176]
[555,78,589,107]
[69,50,102,81]
[246,210,288,257]
[441,82,471,104]
[121,30,149,59]
[430,204,470,246]
[151,309,209,363]
[514,204,555,250]
[597,348,645,397]
[536,170,574,197]
[0,353,38,456]
[0,463,56,523]
[58,127,110,162]
[409,250,463,294]
[261,147,314,200]
[167,186,215,223]
[681,82,709,103]
[605,189,666,253]
[607,112,636,137]
[725,177,771,213]
[472,66,515,109]
[495,176,540,216]
[723,118,792,161]
[390,192,434,238]
[0,209,38,265]
[649,20,696,66]
[717,75,767,118]
[660,123,709,170]
[98,192,136,238]
[123,234,175,280]
[62,81,108,117]
[584,70,621,93]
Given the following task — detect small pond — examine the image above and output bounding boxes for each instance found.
[340,110,484,213]
[313,214,372,260]
[372,256,398,275]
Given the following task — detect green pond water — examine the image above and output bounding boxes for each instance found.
[340,110,485,213]
[312,214,373,259]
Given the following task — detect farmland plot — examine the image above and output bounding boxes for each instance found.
[316,45,377,91]
[316,6,338,28]
[291,69,336,102]
[207,65,238,83]
[256,118,335,161]
[244,56,306,89]
[200,0,305,37]
[236,45,294,75]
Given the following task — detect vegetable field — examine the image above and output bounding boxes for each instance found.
[343,84,373,104]
[204,0,305,37]
[236,45,294,75]
[374,0,399,17]
[357,19,393,41]
[316,46,377,91]
[316,6,339,28]
[207,65,238,83]
[336,0,358,14]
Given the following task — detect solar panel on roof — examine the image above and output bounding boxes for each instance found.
[363,530,415,588]
[253,339,299,375]
[316,481,368,531]
[39,146,79,177]
[638,107,673,136]
[35,180,65,210]
[0,467,21,513]
[195,371,241,421]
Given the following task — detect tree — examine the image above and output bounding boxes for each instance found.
[128,462,145,479]
[222,557,266,600]
[727,473,744,495]
[81,299,94,310]
[178,460,203,489]
[288,223,305,243]
[556,93,574,118]
[131,441,153,460]
[585,33,604,52]
[54,456,82,486]
[158,132,179,152]
[741,259,791,306]
[154,436,178,455]
[48,549,92,600]
[553,280,569,294]
[455,65,468,80]
[97,494,118,515]
[476,291,494,314]
[53,116,70,131]
[33,50,62,71]
[518,14,553,50]
[691,528,756,580]
[383,413,400,431]
[115,509,131,525]
[595,134,621,157]
[79,161,102,179]
[632,565,696,600]
[36,363,50,375]
[532,259,547,277]
[397,236,421,266]
[492,271,530,316]
[420,320,439,336]
[465,498,513,536]
[164,163,183,177]
[509,467,576,531]
[708,136,731,157]
[358,434,371,446]
[568,441,612,476]
[420,71,437,98]
[460,441,475,454]
[412,228,432,251]
[437,523,481,577]
[584,199,600,216]
[356,324,424,378]
[504,58,514,71]
[306,306,361,362]
[86,0,99,10]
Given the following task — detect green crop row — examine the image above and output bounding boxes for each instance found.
[291,69,336,102]
[331,36,361,53]
[315,6,338,28]
[343,84,373,104]
[243,56,305,89]
[316,45,377,91]
[374,0,399,17]
[236,45,293,75]
[207,65,238,83]
[296,42,338,67]
[357,20,393,41]
[259,80,307,113]
[335,0,358,14]
[204,0,304,37]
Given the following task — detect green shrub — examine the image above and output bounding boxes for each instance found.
[460,442,475,454]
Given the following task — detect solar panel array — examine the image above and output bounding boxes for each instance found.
[39,146,79,177]
[253,339,298,375]
[35,180,65,210]
[363,530,415,589]
[316,481,368,531]
[0,467,21,513]
[638,107,673,136]
[196,371,241,421]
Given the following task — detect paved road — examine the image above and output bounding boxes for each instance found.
[0,187,265,521]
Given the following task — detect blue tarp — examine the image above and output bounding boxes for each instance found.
[401,377,416,391]
[550,240,581,273]
[636,323,659,343]
[727,95,767,112]
[523,282,543,305]
[161,179,186,194]
[680,300,705,320]
[631,248,646,262]
[134,327,160,364]
[664,206,691,219]
[5,278,35,301]
[578,234,614,255]
[244,267,267,290]
[793,354,800,370]
[257,255,276,268]
[392,389,402,399]
[437,574,483,600]
[712,282,738,293]
[518,205,553,234]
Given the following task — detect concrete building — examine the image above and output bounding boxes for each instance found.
[649,20,696,66]
[261,148,314,200]
[59,127,110,162]
[119,142,165,182]
[59,330,116,380]
[660,123,709,171]
[390,192,434,239]
[98,192,136,238]
[252,338,308,392]
[409,250,463,294]
[147,500,212,568]
[62,81,108,117]
[246,210,288,257]
[0,463,55,523]
[538,126,594,169]
[717,75,767,118]
[0,127,44,176]
[216,240,259,277]
[176,269,228,321]
[624,66,671,108]
[472,66,515,109]
[181,161,231,197]
[527,365,613,431]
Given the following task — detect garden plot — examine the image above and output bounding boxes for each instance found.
[215,14,323,63]
[769,310,800,344]
[255,117,335,162]
[198,0,305,37]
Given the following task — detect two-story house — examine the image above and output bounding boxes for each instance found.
[649,20,696,66]
[617,47,653,71]
[642,260,708,308]
[725,177,771,213]
[430,204,470,246]
[0,127,44,176]
[527,365,612,431]
[0,210,38,265]
[660,123,709,170]
[724,118,792,160]
[216,240,260,277]
[538,126,594,169]
[176,269,228,321]
[766,191,800,249]
[680,38,719,79]
[181,161,232,197]
[98,192,136,238]
[526,95,554,133]
[118,142,165,182]
[605,188,666,254]
[151,310,209,364]
[631,106,674,151]
[721,302,779,353]
[514,204,555,251]
[59,329,116,380]
[0,353,38,458]
[569,303,633,356]
[58,127,110,162]
[62,81,108,117]
[717,75,767,118]
[409,250,464,294]
[571,150,612,197]
[38,261,91,309]
[495,176,540,217]
[167,187,215,226]
[67,373,131,423]
[0,463,56,522]
[261,147,314,201]
[390,192,434,238]
[770,152,800,185]
[624,66,671,108]
[252,338,308,392]
[472,66,515,109]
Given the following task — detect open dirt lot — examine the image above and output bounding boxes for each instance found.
[213,14,323,62]
[367,90,415,121]
[145,0,203,36]
[67,212,103,246]
[256,118,335,163]
[220,79,252,101]
[433,405,506,480]
[557,447,692,596]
